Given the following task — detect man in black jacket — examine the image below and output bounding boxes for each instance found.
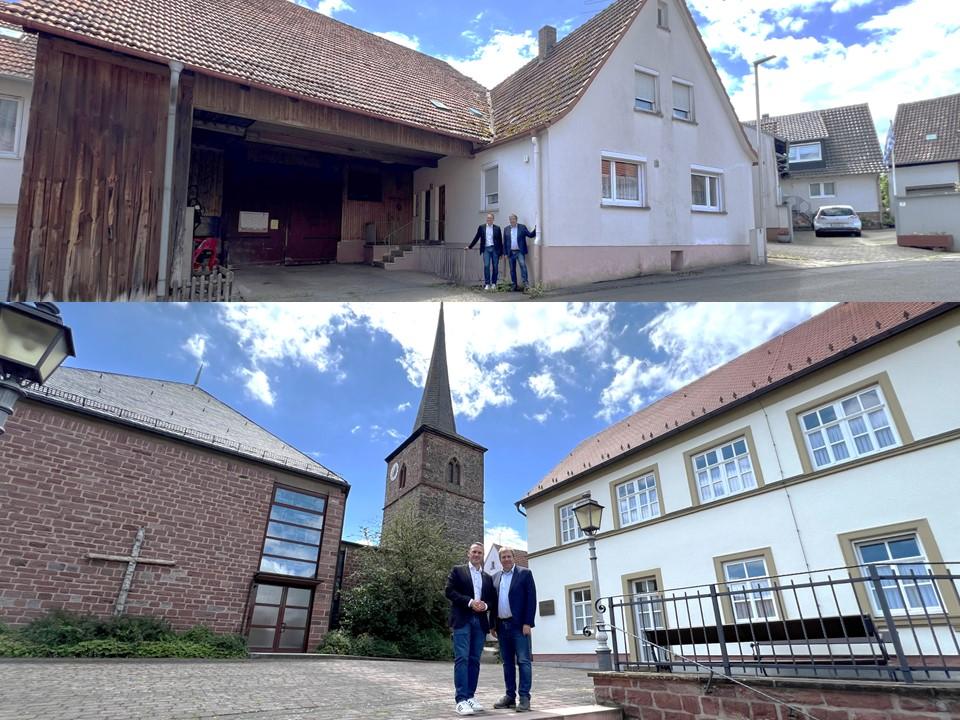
[445,542,497,716]
[503,214,536,291]
[465,213,503,290]
[491,547,537,712]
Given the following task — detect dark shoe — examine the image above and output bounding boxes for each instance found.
[516,697,531,712]
[494,695,516,709]
[512,285,521,292]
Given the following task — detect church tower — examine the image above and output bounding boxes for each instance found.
[383,305,485,551]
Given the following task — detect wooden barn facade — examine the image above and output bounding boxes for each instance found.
[0,0,488,300]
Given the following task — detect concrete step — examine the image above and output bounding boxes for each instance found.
[424,705,620,720]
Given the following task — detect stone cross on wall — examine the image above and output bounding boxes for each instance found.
[84,528,176,615]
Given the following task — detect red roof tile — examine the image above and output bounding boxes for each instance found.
[522,303,952,504]
[0,22,35,80]
[0,0,493,142]
[893,92,960,166]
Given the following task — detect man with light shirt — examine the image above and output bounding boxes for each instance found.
[445,542,497,716]
[465,213,503,291]
[491,547,537,712]
[503,214,536,292]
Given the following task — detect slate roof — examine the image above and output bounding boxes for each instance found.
[414,304,457,437]
[0,0,493,143]
[490,0,645,141]
[521,302,953,504]
[26,367,346,484]
[892,92,960,166]
[754,104,884,177]
[0,22,35,79]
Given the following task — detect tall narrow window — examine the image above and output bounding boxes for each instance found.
[657,1,669,29]
[672,81,693,121]
[632,577,665,662]
[399,464,407,489]
[0,96,21,157]
[570,586,594,634]
[559,502,585,544]
[447,458,461,486]
[483,165,499,210]
[634,70,658,113]
[259,486,326,578]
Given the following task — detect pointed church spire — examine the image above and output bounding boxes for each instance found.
[413,304,457,436]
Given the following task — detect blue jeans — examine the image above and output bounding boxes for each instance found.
[483,247,500,286]
[508,250,529,287]
[453,615,485,702]
[497,619,532,700]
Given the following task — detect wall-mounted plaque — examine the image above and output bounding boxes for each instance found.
[539,600,555,616]
[238,211,270,233]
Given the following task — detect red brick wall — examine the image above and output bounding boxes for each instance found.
[591,672,960,720]
[0,400,347,650]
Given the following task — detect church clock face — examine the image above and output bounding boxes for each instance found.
[390,462,400,482]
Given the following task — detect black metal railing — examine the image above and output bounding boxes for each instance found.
[604,562,960,683]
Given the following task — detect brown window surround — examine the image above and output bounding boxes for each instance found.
[565,581,595,641]
[683,426,766,507]
[608,464,664,530]
[620,568,667,662]
[712,547,784,625]
[837,519,959,626]
[786,371,913,475]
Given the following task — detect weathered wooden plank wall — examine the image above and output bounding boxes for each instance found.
[168,72,197,289]
[339,163,413,262]
[10,36,169,300]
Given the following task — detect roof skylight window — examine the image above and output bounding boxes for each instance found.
[430,99,452,111]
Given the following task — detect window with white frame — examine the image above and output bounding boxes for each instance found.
[856,535,941,614]
[559,502,585,544]
[616,473,660,526]
[692,436,756,503]
[723,557,777,621]
[482,164,499,210]
[800,385,900,470]
[789,142,822,164]
[691,169,723,211]
[657,1,669,29]
[634,69,658,113]
[632,577,664,662]
[672,80,693,121]
[0,95,22,157]
[570,586,593,634]
[601,154,646,207]
[810,182,836,198]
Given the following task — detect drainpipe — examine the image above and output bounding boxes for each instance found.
[532,135,544,285]
[157,60,184,300]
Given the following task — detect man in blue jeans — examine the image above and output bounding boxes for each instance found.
[502,214,536,292]
[491,547,537,712]
[445,542,497,716]
[465,213,503,290]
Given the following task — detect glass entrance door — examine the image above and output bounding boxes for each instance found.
[247,584,313,652]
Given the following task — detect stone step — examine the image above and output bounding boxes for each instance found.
[423,705,620,720]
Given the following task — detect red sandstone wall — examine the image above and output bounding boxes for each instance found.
[0,400,347,649]
[591,673,960,720]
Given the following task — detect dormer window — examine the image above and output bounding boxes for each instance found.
[788,142,823,164]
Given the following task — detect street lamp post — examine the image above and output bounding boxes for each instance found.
[753,55,777,266]
[573,495,612,670]
[0,302,75,435]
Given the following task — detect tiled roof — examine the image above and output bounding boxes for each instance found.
[27,367,346,484]
[521,303,952,504]
[490,0,645,141]
[0,22,35,79]
[757,104,884,177]
[892,92,960,166]
[0,0,493,143]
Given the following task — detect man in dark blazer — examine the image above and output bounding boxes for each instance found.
[465,212,503,290]
[503,214,536,291]
[491,547,537,712]
[445,542,497,716]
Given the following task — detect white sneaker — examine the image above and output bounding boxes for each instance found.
[467,698,485,712]
[456,700,476,715]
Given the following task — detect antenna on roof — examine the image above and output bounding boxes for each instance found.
[193,362,204,387]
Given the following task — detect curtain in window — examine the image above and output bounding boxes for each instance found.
[0,98,18,153]
[691,174,707,206]
[616,162,640,202]
[601,159,612,199]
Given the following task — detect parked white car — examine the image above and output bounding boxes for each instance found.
[814,205,862,237]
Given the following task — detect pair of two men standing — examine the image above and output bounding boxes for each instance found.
[466,214,536,291]
[445,543,537,716]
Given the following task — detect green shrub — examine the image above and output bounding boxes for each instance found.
[0,622,8,635]
[0,635,36,657]
[350,633,400,658]
[99,615,172,643]
[398,629,452,661]
[136,639,244,659]
[315,629,355,655]
[54,639,131,658]
[18,611,100,647]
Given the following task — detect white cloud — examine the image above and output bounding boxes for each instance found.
[441,29,538,88]
[527,371,563,401]
[182,333,207,363]
[525,411,551,424]
[350,425,361,434]
[238,367,276,407]
[596,303,834,421]
[397,401,412,412]
[374,31,420,50]
[484,525,528,552]
[298,0,353,16]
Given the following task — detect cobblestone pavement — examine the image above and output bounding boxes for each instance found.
[768,230,960,268]
[0,658,597,720]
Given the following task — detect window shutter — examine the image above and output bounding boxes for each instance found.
[635,72,656,110]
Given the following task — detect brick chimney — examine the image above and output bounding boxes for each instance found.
[538,25,557,61]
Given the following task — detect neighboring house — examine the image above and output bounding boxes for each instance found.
[484,544,531,574]
[741,122,791,241]
[0,23,34,300]
[889,92,960,251]
[0,0,756,299]
[0,368,350,653]
[516,302,959,666]
[757,104,885,228]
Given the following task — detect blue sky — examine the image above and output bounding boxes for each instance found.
[300,0,959,142]
[52,302,833,550]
